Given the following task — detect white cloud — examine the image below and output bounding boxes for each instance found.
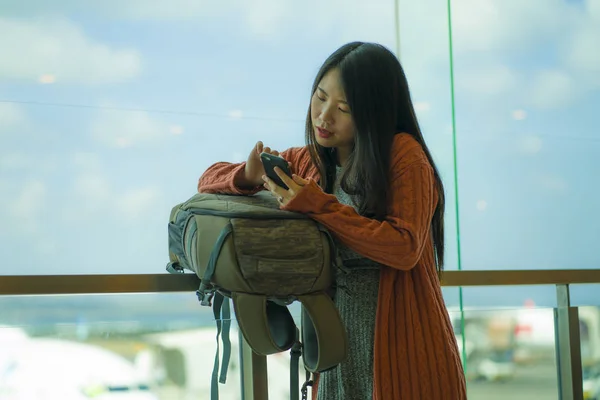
[540,175,568,193]
[244,0,289,39]
[401,0,598,110]
[512,110,527,121]
[90,109,172,148]
[38,74,57,84]
[169,125,184,135]
[228,110,244,120]
[0,103,26,130]
[72,151,103,171]
[123,0,392,44]
[116,187,161,220]
[0,17,141,84]
[452,0,570,54]
[74,173,111,202]
[8,180,46,234]
[526,70,577,109]
[561,23,600,82]
[69,153,162,221]
[457,65,519,96]
[0,153,34,169]
[2,1,243,23]
[476,200,488,212]
[517,135,543,155]
[113,0,225,21]
[414,102,431,113]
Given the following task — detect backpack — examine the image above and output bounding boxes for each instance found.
[165,190,348,400]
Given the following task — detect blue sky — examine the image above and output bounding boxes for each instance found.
[0,0,598,307]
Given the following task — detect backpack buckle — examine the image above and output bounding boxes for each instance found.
[301,371,313,400]
[166,262,184,274]
[196,283,215,307]
[197,290,214,307]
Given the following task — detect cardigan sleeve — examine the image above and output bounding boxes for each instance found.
[197,146,307,195]
[281,159,437,270]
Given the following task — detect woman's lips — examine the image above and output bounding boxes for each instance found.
[317,127,332,139]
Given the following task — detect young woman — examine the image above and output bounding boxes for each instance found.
[198,42,466,400]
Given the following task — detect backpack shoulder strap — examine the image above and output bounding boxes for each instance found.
[232,292,297,355]
[298,293,348,373]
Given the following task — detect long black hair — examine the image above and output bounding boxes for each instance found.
[305,42,446,273]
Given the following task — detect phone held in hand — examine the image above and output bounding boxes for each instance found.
[260,152,292,190]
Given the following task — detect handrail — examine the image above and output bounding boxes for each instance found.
[0,269,598,295]
[2,269,598,400]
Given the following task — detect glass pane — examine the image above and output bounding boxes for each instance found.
[0,293,242,399]
[571,284,600,307]
[448,0,600,270]
[266,303,304,400]
[580,305,600,399]
[0,0,399,276]
[398,0,459,271]
[442,286,462,308]
[462,285,557,309]
[455,307,559,399]
[572,286,600,399]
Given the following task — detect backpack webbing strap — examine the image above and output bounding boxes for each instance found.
[301,370,314,400]
[209,292,232,400]
[316,224,346,274]
[298,293,348,373]
[197,223,233,306]
[232,293,296,356]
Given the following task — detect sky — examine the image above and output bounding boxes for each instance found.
[0,0,598,308]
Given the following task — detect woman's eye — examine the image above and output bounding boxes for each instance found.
[339,108,350,114]
[317,95,326,102]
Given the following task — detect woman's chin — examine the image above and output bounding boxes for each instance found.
[315,135,336,148]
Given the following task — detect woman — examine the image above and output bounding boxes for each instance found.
[198,42,466,400]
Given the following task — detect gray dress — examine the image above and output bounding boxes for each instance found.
[316,167,381,400]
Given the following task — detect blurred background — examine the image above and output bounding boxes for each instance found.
[0,0,599,398]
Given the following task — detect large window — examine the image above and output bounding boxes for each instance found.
[1,1,599,399]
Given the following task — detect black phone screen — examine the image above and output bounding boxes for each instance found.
[260,152,292,190]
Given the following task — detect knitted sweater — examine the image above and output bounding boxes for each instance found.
[314,165,380,399]
[197,133,467,400]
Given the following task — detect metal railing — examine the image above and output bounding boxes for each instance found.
[1,269,599,400]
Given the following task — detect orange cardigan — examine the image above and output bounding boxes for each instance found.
[198,133,467,399]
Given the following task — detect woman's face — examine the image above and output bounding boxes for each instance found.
[310,68,356,160]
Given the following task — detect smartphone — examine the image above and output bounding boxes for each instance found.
[260,152,292,190]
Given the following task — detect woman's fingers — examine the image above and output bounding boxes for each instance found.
[255,141,264,154]
[292,174,309,185]
[255,142,281,157]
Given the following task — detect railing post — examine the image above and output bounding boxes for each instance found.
[554,284,583,400]
[239,331,269,400]
[239,330,251,400]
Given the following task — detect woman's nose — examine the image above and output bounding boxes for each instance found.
[320,105,334,125]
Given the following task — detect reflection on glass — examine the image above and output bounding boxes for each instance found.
[0,293,242,399]
[581,306,600,399]
[447,0,600,271]
[450,308,558,400]
[0,0,398,276]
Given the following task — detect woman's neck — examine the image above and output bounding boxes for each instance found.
[336,146,352,167]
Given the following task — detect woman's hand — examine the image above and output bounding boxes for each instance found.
[262,167,310,207]
[235,141,283,188]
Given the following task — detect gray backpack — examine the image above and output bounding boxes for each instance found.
[166,191,348,399]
